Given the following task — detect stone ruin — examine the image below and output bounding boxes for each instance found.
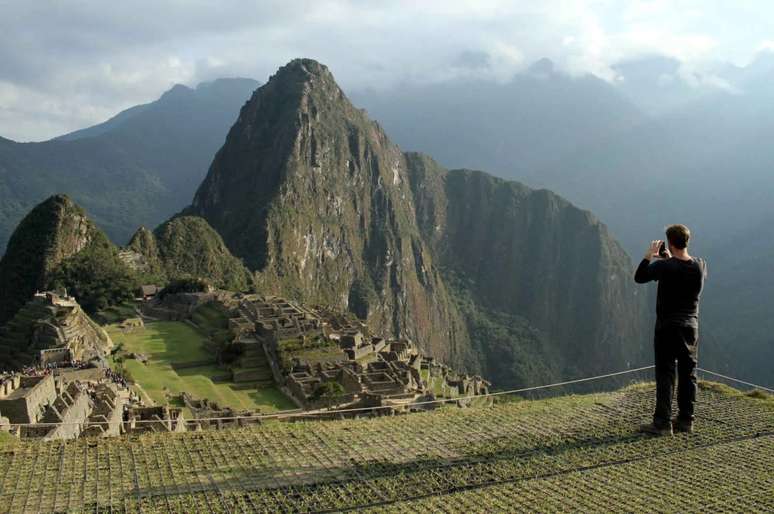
[124,405,186,434]
[0,369,130,440]
[229,295,491,412]
[179,392,260,430]
[0,291,113,370]
[139,287,221,321]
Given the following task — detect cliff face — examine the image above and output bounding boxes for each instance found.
[188,59,649,385]
[406,157,649,378]
[0,195,98,324]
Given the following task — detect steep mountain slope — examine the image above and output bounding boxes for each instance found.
[350,59,644,181]
[419,162,646,377]
[188,59,649,386]
[0,78,259,252]
[0,195,251,330]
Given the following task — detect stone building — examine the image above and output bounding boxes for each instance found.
[0,374,56,424]
[0,291,113,370]
[0,370,131,440]
[125,405,186,434]
[231,295,491,411]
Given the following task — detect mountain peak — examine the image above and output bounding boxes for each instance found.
[159,83,194,101]
[275,58,333,80]
[528,57,556,76]
[263,58,340,97]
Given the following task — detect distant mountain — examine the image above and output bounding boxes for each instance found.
[700,216,774,386]
[187,59,649,387]
[350,59,645,181]
[530,57,774,257]
[0,78,259,252]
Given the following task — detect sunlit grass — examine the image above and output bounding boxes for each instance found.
[106,321,294,413]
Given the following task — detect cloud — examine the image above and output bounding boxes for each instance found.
[0,0,771,140]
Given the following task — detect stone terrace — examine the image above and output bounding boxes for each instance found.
[0,384,771,513]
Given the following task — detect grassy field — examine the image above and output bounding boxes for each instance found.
[107,321,294,414]
[0,383,771,512]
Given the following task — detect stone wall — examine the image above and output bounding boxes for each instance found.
[0,374,56,424]
[44,387,92,440]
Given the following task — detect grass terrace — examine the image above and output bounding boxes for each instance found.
[0,382,771,512]
[107,321,294,414]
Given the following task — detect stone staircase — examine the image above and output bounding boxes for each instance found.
[231,341,274,386]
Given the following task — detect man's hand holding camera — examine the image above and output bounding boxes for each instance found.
[644,239,671,261]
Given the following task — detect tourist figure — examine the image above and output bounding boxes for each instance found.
[634,224,707,435]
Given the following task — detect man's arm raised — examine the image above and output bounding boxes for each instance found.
[634,240,665,283]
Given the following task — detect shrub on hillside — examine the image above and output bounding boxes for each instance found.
[158,277,213,297]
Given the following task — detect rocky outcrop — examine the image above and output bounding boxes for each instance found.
[184,59,650,386]
[406,155,649,379]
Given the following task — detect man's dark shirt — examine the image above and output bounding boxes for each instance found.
[634,256,707,328]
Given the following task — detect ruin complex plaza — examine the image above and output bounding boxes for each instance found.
[0,290,490,441]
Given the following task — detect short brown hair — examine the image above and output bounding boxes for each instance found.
[665,224,690,249]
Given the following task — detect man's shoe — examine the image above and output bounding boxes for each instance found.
[639,423,673,436]
[672,419,694,433]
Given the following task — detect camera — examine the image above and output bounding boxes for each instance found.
[658,242,668,258]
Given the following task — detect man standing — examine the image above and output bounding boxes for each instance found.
[635,224,707,435]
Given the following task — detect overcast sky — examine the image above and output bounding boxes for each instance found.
[1,0,773,141]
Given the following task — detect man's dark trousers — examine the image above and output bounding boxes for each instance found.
[653,324,699,428]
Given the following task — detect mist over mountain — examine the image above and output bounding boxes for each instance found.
[351,60,645,181]
[0,78,259,252]
[187,58,650,387]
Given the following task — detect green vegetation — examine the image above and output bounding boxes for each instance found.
[94,301,138,324]
[443,268,561,388]
[158,277,212,297]
[1,384,770,512]
[190,302,232,347]
[0,194,142,324]
[309,380,346,405]
[107,321,294,414]
[48,231,139,314]
[0,431,17,449]
[276,336,340,370]
[153,216,254,291]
